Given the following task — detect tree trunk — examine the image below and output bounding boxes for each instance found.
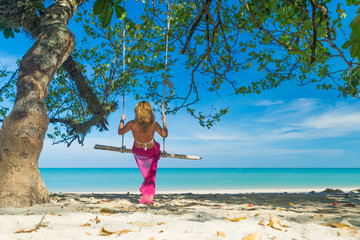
[0,0,81,207]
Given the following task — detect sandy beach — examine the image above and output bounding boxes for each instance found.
[1,188,359,240]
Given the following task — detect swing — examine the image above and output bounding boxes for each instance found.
[94,1,202,161]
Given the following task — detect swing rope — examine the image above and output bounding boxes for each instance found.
[121,0,126,153]
[162,0,172,155]
[95,0,201,160]
[119,1,172,155]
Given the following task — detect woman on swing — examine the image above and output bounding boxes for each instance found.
[118,101,168,205]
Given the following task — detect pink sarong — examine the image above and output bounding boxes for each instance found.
[132,140,161,204]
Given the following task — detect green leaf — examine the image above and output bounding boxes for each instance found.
[9,28,14,38]
[3,28,10,39]
[114,5,127,20]
[342,40,352,49]
[350,15,360,30]
[350,44,360,58]
[93,0,109,16]
[354,29,360,40]
[100,7,114,28]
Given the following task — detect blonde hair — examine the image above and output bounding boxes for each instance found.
[134,101,155,132]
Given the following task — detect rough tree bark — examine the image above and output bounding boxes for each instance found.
[0,0,85,207]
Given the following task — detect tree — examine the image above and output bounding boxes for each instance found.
[0,0,359,207]
[0,0,88,207]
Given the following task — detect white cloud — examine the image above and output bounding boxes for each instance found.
[254,99,284,106]
[252,98,321,124]
[300,112,360,131]
[195,131,246,141]
[195,99,360,145]
[272,98,319,114]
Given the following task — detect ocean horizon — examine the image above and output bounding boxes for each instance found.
[39,168,360,193]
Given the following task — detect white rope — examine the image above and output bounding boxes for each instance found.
[121,0,126,152]
[122,12,126,115]
[161,0,172,117]
[161,0,172,154]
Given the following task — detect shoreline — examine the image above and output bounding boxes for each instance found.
[1,188,359,239]
[53,187,359,195]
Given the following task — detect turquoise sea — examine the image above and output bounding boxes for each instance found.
[39,168,360,193]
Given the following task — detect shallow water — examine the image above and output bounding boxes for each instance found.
[39,168,360,192]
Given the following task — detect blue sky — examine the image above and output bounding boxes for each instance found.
[0,2,360,168]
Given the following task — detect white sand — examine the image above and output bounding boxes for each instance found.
[0,188,359,240]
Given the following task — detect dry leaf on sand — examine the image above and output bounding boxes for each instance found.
[242,233,261,240]
[319,222,357,233]
[100,208,116,214]
[313,214,323,220]
[332,222,357,231]
[128,221,156,227]
[217,230,226,238]
[259,215,290,231]
[224,217,246,222]
[14,228,38,234]
[80,223,91,227]
[14,213,48,234]
[99,227,132,236]
[118,230,133,235]
[99,227,117,236]
[269,215,290,231]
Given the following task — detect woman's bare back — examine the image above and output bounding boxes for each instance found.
[118,120,168,149]
[131,121,156,149]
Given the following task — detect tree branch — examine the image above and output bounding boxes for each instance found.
[49,101,116,146]
[243,0,307,53]
[62,55,117,131]
[309,0,317,65]
[314,2,358,94]
[180,0,213,54]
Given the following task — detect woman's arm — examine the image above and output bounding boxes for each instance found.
[155,116,168,138]
[118,115,132,135]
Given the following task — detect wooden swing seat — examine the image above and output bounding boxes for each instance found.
[94,144,202,160]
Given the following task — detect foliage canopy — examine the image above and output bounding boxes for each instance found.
[0,0,360,145]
